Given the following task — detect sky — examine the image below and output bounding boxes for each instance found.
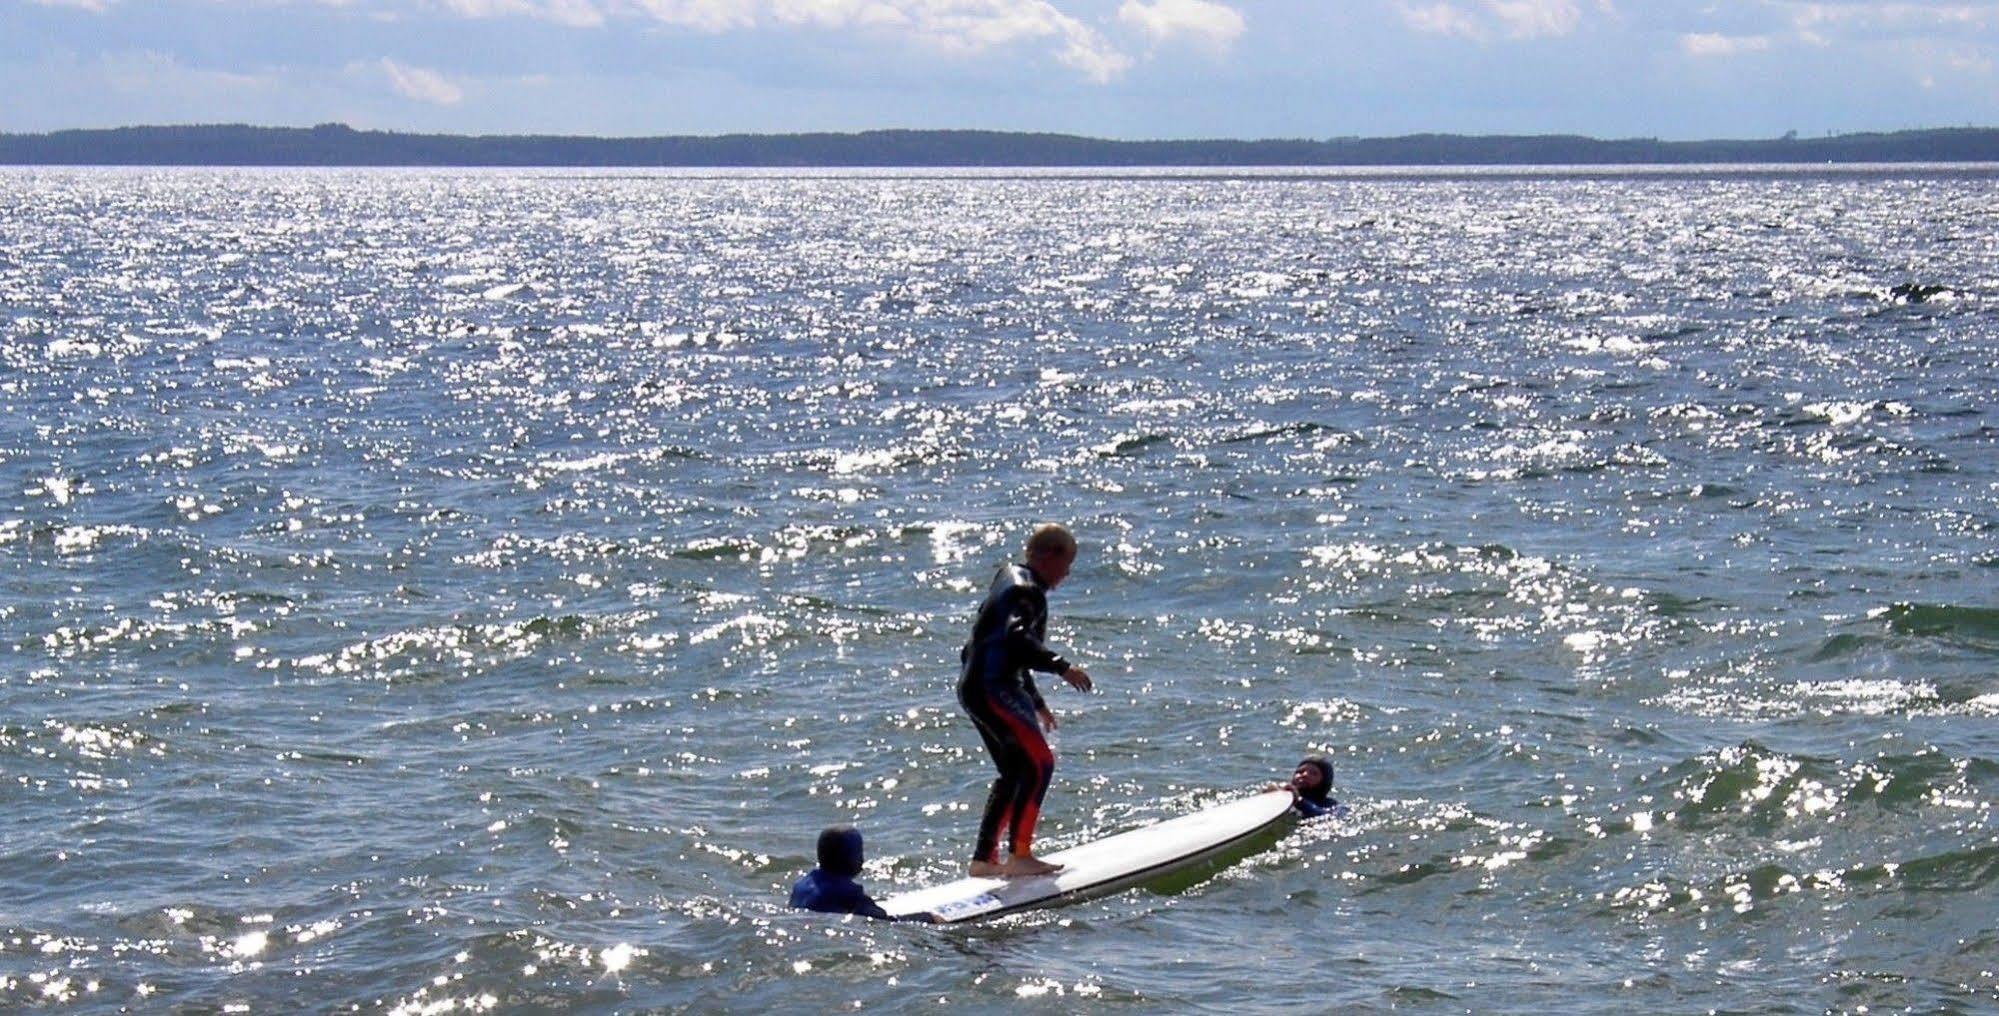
[5,0,1999,139]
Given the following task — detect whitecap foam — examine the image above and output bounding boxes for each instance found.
[927,520,986,565]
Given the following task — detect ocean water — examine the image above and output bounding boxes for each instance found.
[2,165,1996,1014]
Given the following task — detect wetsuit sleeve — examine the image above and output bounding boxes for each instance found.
[1007,587,1069,713]
[1003,588,1070,676]
[835,880,894,921]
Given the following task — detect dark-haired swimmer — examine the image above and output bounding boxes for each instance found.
[788,826,895,920]
[1279,755,1346,820]
[959,523,1093,879]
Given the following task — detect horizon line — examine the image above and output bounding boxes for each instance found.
[8,123,1999,169]
[7,122,1997,144]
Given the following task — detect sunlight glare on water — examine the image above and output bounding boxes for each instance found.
[1,166,1996,1012]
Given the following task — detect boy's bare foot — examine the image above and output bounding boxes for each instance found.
[968,860,1006,878]
[1001,855,1063,878]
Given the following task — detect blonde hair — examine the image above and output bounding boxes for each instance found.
[1025,523,1077,560]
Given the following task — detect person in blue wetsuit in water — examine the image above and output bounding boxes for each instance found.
[959,524,1093,879]
[1281,755,1347,819]
[789,826,894,920]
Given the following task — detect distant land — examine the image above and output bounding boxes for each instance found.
[4,123,1999,167]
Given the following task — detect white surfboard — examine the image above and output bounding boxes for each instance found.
[881,790,1296,923]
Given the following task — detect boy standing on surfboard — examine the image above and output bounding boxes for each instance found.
[958,524,1093,878]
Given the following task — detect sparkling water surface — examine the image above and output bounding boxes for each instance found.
[2,166,1997,1013]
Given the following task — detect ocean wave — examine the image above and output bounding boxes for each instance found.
[289,612,643,682]
[1651,675,1966,721]
[1803,602,1999,667]
[32,612,261,659]
[1616,743,1992,842]
[1092,432,1174,458]
[1878,602,1999,649]
[1604,843,1999,922]
[1213,421,1341,447]
[1641,743,1846,832]
[7,521,154,557]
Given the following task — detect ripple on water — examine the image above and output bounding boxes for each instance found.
[2,167,1996,1012]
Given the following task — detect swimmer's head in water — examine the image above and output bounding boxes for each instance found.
[817,825,865,878]
[1292,756,1334,803]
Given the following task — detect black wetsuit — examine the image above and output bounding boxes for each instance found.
[1293,794,1345,819]
[957,563,1072,865]
[788,869,892,920]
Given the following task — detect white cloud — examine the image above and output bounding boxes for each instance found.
[20,0,1149,85]
[102,50,272,94]
[1766,3,1999,53]
[1898,37,1998,90]
[1783,2,1999,38]
[1680,32,1772,57]
[541,0,607,26]
[1945,48,1995,74]
[1117,0,1248,54]
[1056,27,1136,81]
[380,58,464,104]
[439,0,1136,81]
[1487,0,1580,39]
[1399,0,1594,41]
[622,0,755,32]
[441,0,606,27]
[767,0,910,30]
[760,0,1134,82]
[901,0,1069,49]
[918,2,1109,57]
[1401,1,1481,38]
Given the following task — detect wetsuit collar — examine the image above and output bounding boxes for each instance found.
[1019,562,1051,589]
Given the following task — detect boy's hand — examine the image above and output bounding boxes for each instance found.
[1061,666,1092,692]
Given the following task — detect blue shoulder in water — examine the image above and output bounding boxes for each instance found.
[789,869,893,921]
[1293,796,1346,820]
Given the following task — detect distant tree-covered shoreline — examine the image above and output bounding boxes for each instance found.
[3,123,1997,167]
